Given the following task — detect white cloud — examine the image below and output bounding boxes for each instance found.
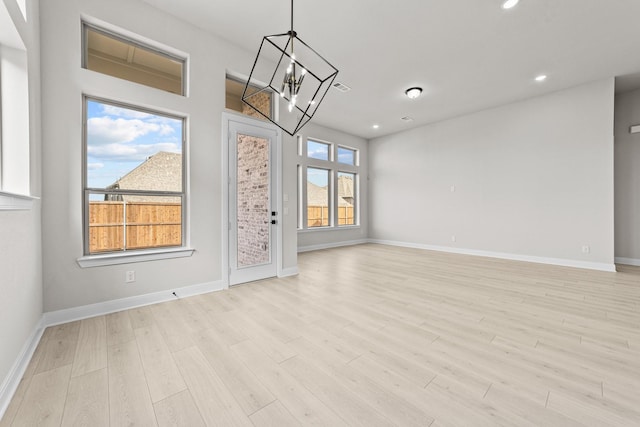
[159,124,176,136]
[88,117,161,145]
[87,162,104,170]
[87,142,181,162]
[101,105,153,119]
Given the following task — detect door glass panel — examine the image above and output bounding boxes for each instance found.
[237,133,270,267]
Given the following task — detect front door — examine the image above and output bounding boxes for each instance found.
[228,118,279,285]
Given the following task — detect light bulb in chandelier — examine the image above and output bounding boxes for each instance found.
[280,53,308,113]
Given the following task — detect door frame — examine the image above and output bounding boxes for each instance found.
[222,111,283,288]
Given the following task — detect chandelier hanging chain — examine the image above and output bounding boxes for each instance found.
[281,0,306,112]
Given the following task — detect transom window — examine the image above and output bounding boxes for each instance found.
[225,75,273,120]
[298,138,359,229]
[83,97,186,255]
[307,140,330,161]
[82,23,186,95]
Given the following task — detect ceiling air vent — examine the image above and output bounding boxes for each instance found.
[332,82,351,92]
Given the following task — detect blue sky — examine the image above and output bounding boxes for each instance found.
[86,100,182,189]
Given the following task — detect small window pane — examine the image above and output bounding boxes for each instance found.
[84,25,185,95]
[88,193,182,253]
[307,140,330,161]
[307,167,329,227]
[337,146,356,165]
[226,76,272,120]
[338,172,355,226]
[86,99,183,191]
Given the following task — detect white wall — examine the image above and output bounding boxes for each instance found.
[614,88,640,264]
[39,0,298,312]
[0,0,42,413]
[296,122,369,251]
[369,79,615,270]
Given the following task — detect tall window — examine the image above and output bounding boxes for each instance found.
[83,97,185,255]
[299,138,359,229]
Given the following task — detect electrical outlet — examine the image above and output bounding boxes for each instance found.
[581,245,590,254]
[125,270,136,283]
[451,235,456,242]
[450,185,456,192]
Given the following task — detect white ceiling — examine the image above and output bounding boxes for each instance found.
[140,0,640,139]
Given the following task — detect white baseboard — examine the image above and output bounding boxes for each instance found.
[279,266,299,277]
[615,257,640,266]
[298,239,368,253]
[42,280,224,327]
[0,320,44,421]
[369,239,617,272]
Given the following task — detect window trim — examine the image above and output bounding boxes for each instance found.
[81,95,188,258]
[77,246,194,268]
[0,190,38,210]
[82,22,187,96]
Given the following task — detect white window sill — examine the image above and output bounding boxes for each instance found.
[0,191,39,211]
[298,225,360,233]
[77,247,195,268]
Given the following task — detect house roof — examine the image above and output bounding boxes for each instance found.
[108,151,182,193]
[307,175,353,207]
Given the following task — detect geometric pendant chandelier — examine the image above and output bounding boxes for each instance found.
[242,0,339,136]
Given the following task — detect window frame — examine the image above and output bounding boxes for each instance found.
[298,136,359,231]
[81,22,187,96]
[81,95,188,257]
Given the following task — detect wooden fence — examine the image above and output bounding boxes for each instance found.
[89,201,353,252]
[307,206,354,227]
[88,201,181,253]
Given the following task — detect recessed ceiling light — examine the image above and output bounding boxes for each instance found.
[405,87,423,99]
[502,0,519,9]
[373,124,380,129]
[535,74,548,82]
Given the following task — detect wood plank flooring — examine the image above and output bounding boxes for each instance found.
[2,243,640,426]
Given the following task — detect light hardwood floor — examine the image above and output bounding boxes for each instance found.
[2,243,640,426]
